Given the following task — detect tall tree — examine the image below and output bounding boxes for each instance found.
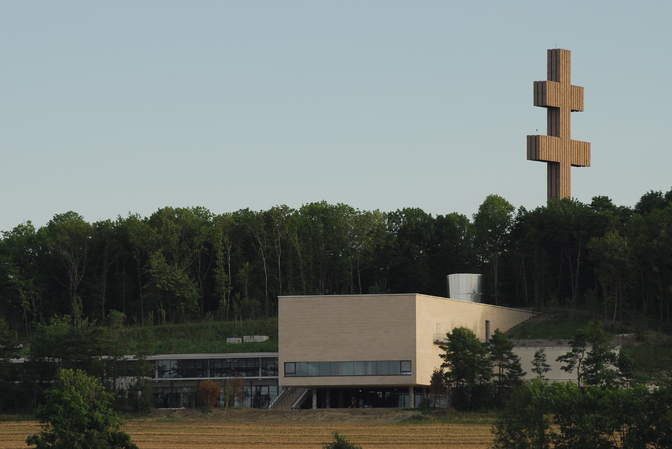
[489,330,525,396]
[41,212,93,325]
[386,208,435,294]
[89,220,121,322]
[238,209,271,316]
[0,222,41,332]
[439,327,491,409]
[556,330,588,387]
[266,205,292,298]
[474,195,514,304]
[531,348,551,380]
[211,214,234,320]
[581,322,620,388]
[588,230,631,322]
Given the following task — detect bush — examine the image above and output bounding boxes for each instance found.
[323,432,362,449]
[491,379,550,449]
[26,368,138,449]
[491,381,672,449]
[221,378,245,408]
[198,380,220,408]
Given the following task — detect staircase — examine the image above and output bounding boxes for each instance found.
[269,387,309,409]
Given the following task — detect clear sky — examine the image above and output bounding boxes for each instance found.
[2,1,671,232]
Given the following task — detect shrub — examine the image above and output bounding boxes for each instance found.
[491,379,551,449]
[26,368,137,449]
[491,381,672,449]
[198,380,220,408]
[221,378,245,408]
[323,432,362,449]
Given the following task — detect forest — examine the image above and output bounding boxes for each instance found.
[2,187,672,336]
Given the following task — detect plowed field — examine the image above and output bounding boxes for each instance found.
[0,409,494,449]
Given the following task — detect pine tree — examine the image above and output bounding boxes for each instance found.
[438,327,492,409]
[489,330,526,395]
[532,348,551,380]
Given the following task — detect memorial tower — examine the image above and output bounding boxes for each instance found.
[526,49,591,200]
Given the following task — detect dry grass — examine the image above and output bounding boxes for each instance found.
[0,409,495,449]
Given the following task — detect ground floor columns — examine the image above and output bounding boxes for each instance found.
[408,386,415,408]
[312,389,317,409]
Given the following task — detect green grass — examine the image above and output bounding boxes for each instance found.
[620,331,672,382]
[118,318,278,355]
[506,310,595,340]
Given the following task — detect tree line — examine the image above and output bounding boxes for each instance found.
[436,321,628,410]
[439,323,672,448]
[2,188,672,335]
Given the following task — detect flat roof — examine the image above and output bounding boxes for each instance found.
[146,352,278,360]
[279,293,535,314]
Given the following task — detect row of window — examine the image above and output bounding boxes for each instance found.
[156,358,277,379]
[284,360,412,377]
[153,384,279,408]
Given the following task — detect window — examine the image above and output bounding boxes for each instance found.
[261,358,278,376]
[177,359,207,378]
[284,360,412,377]
[485,320,492,342]
[157,360,178,379]
[210,358,261,377]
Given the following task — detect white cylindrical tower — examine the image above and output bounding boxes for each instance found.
[447,273,483,302]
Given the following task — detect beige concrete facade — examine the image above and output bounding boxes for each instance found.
[513,344,577,382]
[279,294,534,388]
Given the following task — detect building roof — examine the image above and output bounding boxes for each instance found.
[278,293,535,314]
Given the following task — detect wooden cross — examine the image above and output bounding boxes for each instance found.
[527,49,591,200]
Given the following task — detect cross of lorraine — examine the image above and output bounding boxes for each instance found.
[527,49,591,201]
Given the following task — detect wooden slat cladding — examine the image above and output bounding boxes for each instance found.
[571,86,584,111]
[534,81,583,111]
[526,49,591,201]
[528,136,590,167]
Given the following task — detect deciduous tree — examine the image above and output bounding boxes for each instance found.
[26,368,138,449]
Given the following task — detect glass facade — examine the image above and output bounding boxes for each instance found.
[284,360,412,377]
[242,384,279,408]
[153,381,279,409]
[312,387,426,408]
[155,357,278,379]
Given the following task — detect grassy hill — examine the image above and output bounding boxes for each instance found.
[118,318,278,355]
[505,310,596,340]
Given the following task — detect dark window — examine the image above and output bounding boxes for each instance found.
[210,358,261,377]
[177,359,207,378]
[209,359,233,377]
[157,360,178,379]
[261,358,278,376]
[284,360,412,377]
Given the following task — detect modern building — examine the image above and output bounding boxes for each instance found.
[93,291,536,409]
[277,293,534,408]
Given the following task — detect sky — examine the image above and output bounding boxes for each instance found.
[2,1,671,232]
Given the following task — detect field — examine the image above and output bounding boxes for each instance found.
[0,409,495,449]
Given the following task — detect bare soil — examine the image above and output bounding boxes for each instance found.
[1,409,495,449]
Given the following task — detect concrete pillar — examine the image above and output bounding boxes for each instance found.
[312,389,317,409]
[408,386,415,409]
[325,389,331,409]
